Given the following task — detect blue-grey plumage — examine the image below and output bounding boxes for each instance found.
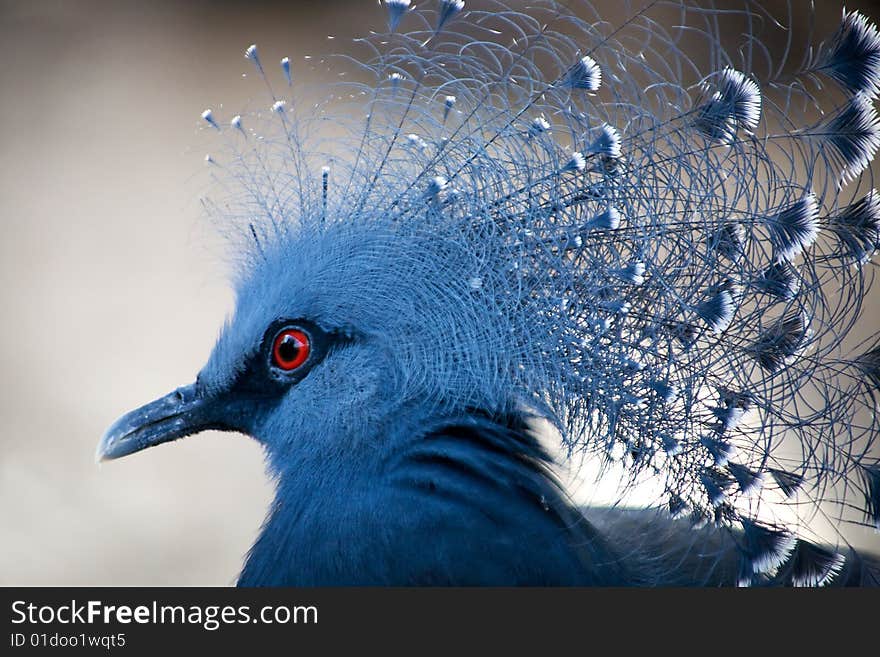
[237,413,630,586]
[98,0,880,586]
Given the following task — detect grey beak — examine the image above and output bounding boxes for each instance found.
[97,383,215,462]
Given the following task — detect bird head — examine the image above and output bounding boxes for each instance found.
[97,217,522,474]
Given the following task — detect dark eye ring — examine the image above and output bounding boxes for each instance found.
[270,328,311,372]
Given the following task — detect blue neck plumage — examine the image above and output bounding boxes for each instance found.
[238,410,628,586]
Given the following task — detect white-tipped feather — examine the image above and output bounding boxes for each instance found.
[384,0,412,32]
[815,10,880,98]
[281,56,291,85]
[764,194,820,262]
[696,290,734,334]
[565,55,601,91]
[589,124,622,159]
[563,151,586,173]
[201,108,218,129]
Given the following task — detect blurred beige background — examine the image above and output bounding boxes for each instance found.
[1,0,879,585]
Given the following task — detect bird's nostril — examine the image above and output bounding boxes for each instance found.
[173,384,197,404]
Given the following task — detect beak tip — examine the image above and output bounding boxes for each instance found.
[95,434,114,464]
[95,383,205,464]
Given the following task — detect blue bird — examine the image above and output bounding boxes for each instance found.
[99,0,880,586]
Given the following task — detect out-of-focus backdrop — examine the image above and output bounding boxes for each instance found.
[2,0,880,585]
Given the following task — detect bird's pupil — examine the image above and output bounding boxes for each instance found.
[278,335,300,362]
[270,328,311,372]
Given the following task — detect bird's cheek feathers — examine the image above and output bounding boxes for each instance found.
[255,349,390,454]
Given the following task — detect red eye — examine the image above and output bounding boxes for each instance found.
[271,328,311,371]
